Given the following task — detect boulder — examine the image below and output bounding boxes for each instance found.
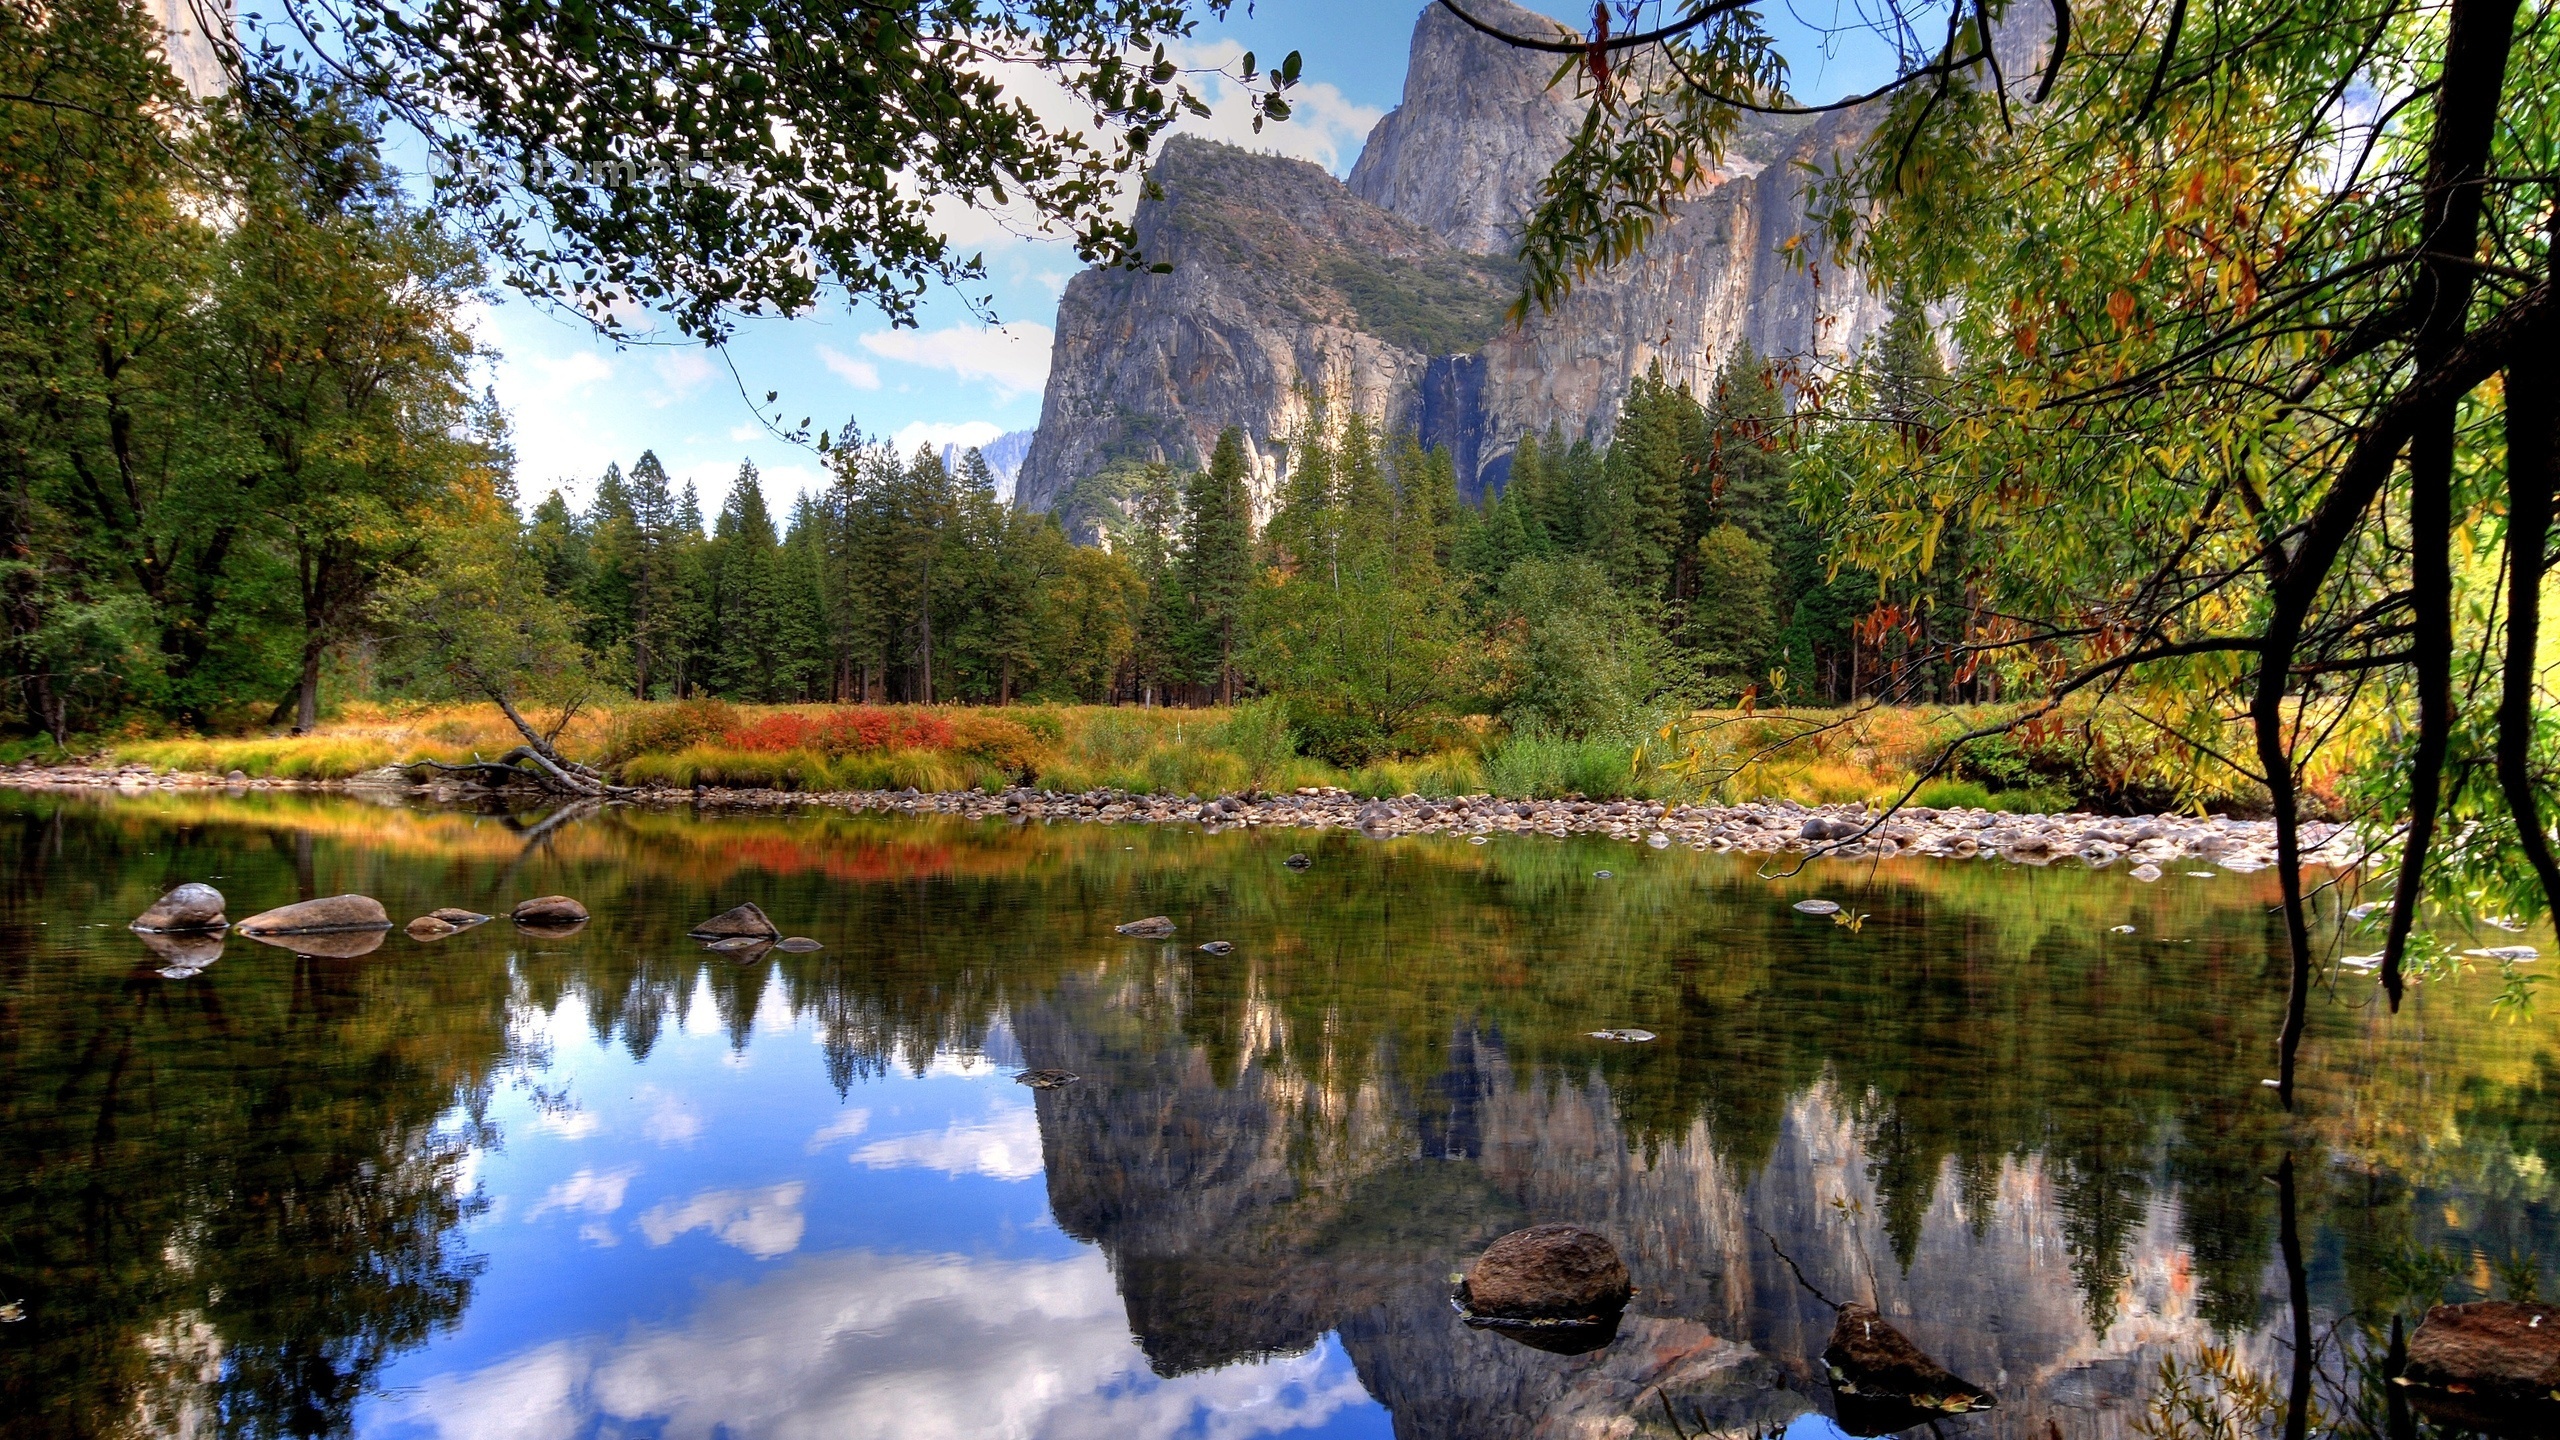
[1283,853,1312,870]
[776,937,824,953]
[131,883,227,933]
[1115,915,1176,938]
[237,894,391,935]
[1197,940,1235,956]
[1461,1224,1632,1321]
[242,927,388,959]
[1823,1303,1994,1414]
[2405,1300,2560,1409]
[427,907,491,927]
[689,902,779,940]
[405,915,461,940]
[512,895,590,925]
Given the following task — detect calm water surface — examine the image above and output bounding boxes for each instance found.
[2,791,2554,1439]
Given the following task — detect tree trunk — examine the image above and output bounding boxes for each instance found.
[2379,0,2519,1008]
[2497,311,2560,917]
[294,637,322,733]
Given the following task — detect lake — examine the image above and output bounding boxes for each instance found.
[2,789,2551,1439]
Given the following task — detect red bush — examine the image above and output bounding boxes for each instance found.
[716,707,959,757]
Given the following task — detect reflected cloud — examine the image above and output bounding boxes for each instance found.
[637,1183,807,1259]
[525,1166,637,1223]
[641,1088,706,1147]
[804,1109,873,1152]
[851,1105,1043,1182]
[530,1109,601,1141]
[389,1248,1373,1440]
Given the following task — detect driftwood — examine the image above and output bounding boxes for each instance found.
[407,746,630,798]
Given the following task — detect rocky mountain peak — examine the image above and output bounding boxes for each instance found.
[1345,0,1583,255]
[1015,5,1897,518]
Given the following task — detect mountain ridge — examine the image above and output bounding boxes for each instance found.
[1013,0,1892,518]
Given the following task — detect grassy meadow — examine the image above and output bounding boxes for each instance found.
[13,696,2350,814]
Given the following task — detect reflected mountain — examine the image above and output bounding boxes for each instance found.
[0,791,2553,1438]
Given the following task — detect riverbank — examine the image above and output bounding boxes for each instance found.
[0,761,2362,871]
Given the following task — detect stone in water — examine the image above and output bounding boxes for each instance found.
[1793,899,1841,916]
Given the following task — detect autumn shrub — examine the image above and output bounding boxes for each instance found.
[606,698,739,761]
[945,712,1050,781]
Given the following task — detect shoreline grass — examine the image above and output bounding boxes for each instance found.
[16,695,2328,815]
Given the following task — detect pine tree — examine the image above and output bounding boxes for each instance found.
[777,496,833,699]
[582,463,641,682]
[1705,344,1792,546]
[1179,427,1256,703]
[706,461,784,699]
[1125,462,1186,704]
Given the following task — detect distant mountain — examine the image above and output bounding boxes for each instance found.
[1014,0,1902,517]
[939,429,1035,502]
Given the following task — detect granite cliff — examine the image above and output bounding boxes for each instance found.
[1014,0,1893,517]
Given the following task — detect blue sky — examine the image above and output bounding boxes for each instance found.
[469,2,1906,514]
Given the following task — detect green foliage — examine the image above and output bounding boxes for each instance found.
[1318,252,1523,356]
[286,0,1299,339]
[1489,556,1683,741]
[1216,696,1297,792]
[0,10,487,738]
[1912,779,1993,811]
[1247,411,1468,762]
[1483,731,1643,800]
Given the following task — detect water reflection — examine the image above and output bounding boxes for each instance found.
[0,791,2553,1439]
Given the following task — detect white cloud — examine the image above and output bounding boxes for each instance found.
[851,1104,1044,1182]
[1161,38,1384,177]
[383,1248,1375,1440]
[817,344,882,391]
[651,349,719,406]
[804,1109,874,1152]
[637,1182,807,1259]
[887,420,1004,458]
[524,1166,638,1223]
[857,323,1053,402]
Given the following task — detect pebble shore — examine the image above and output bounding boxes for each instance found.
[7,762,2366,874]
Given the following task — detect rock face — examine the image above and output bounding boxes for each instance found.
[1344,0,1581,257]
[1018,135,1517,529]
[1463,1224,1632,1320]
[236,894,391,935]
[132,883,227,932]
[1014,0,1895,513]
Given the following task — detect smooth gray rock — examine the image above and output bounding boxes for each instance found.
[237,894,391,935]
[512,895,590,925]
[132,883,227,933]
